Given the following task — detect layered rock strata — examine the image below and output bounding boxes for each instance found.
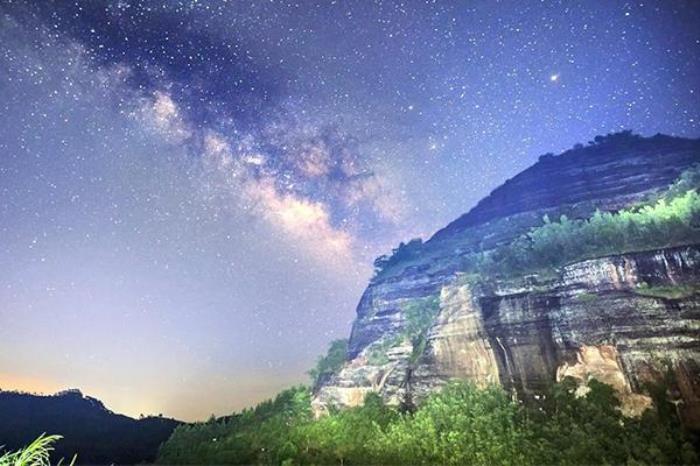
[313,134,700,427]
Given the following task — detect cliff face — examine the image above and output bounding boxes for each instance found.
[313,133,700,427]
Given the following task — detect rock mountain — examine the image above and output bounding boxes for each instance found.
[312,132,700,428]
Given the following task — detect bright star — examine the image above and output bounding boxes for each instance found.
[550,73,560,82]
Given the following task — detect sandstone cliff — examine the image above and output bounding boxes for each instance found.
[313,132,700,427]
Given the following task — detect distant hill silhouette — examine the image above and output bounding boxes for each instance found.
[0,389,181,464]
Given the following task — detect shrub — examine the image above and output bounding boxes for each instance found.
[402,296,440,363]
[308,339,349,386]
[482,189,700,276]
[157,378,699,465]
[373,238,423,276]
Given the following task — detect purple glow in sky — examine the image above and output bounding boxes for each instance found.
[1,0,698,420]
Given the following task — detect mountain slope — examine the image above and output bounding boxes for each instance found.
[313,132,700,428]
[0,389,181,464]
[434,132,699,239]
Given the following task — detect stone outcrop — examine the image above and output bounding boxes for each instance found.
[555,344,652,417]
[313,134,700,427]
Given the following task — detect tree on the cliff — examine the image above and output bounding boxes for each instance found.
[373,238,423,275]
[589,129,641,146]
[308,339,349,387]
[402,296,440,363]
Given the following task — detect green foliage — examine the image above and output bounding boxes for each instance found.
[402,296,440,341]
[157,386,312,465]
[0,434,75,466]
[373,238,423,276]
[366,335,401,365]
[290,393,398,465]
[368,383,528,466]
[157,378,698,465]
[526,378,698,465]
[402,296,440,363]
[372,149,699,282]
[658,163,700,202]
[365,296,440,366]
[308,339,349,386]
[482,189,700,276]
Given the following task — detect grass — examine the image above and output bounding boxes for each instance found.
[0,434,75,466]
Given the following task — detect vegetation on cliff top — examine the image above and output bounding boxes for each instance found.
[481,185,700,276]
[157,378,698,465]
[372,238,423,277]
[373,140,699,281]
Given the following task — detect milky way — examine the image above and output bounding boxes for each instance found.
[1,0,698,420]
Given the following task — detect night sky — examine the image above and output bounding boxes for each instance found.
[1,0,699,421]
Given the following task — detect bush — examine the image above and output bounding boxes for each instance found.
[402,296,440,363]
[158,378,699,465]
[369,383,528,466]
[157,387,312,465]
[373,238,423,275]
[482,189,700,276]
[308,339,348,386]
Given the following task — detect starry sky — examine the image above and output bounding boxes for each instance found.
[1,0,699,421]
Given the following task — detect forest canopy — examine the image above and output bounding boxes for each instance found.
[157,379,698,465]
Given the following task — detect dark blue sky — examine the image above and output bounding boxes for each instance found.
[1,0,698,420]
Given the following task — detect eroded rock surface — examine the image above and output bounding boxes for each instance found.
[313,134,700,426]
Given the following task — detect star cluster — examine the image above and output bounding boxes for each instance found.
[0,0,698,420]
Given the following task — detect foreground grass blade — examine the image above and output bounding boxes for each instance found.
[0,434,75,466]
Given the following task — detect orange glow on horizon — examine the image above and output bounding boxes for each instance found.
[0,371,307,422]
[0,372,65,396]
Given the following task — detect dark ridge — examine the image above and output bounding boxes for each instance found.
[0,389,182,465]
